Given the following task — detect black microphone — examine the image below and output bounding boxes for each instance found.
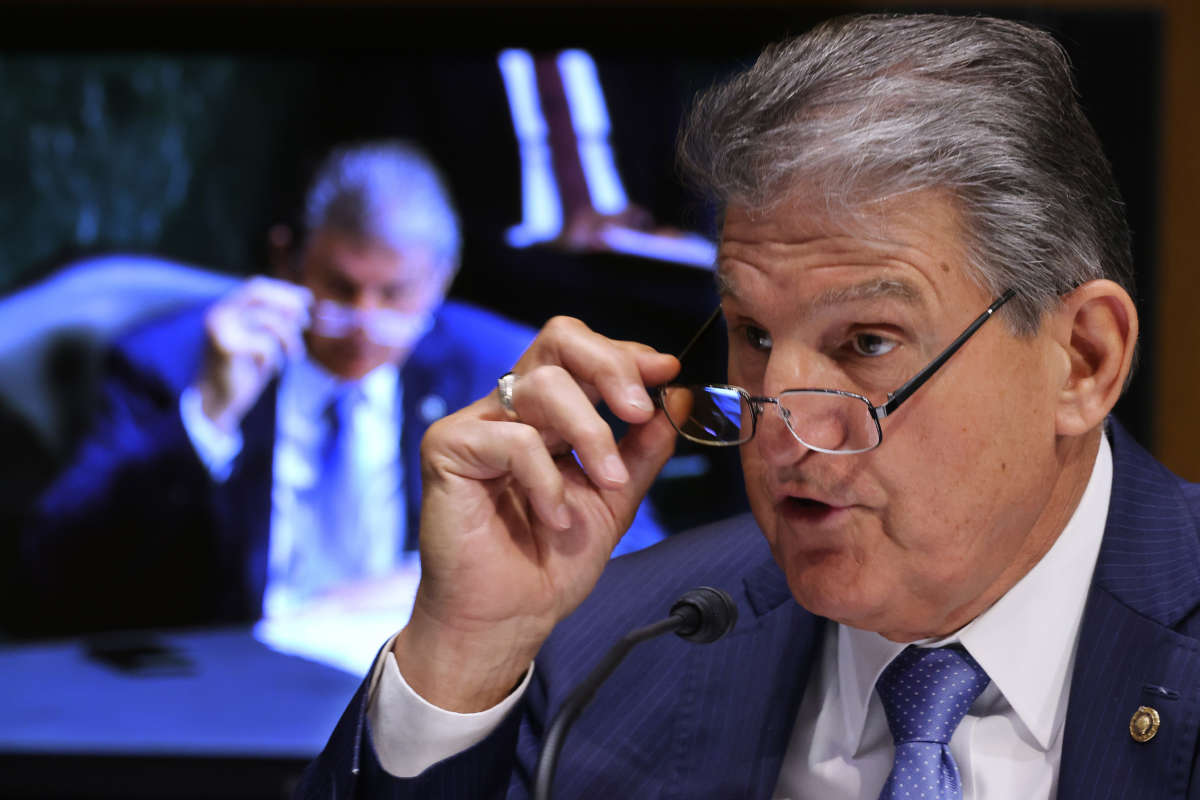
[533,586,738,800]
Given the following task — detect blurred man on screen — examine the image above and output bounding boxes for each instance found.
[21,141,663,635]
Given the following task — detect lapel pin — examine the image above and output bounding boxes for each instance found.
[1129,706,1161,743]
[419,394,448,423]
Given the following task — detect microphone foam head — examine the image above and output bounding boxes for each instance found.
[670,586,738,643]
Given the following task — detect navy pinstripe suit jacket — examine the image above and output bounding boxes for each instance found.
[300,419,1200,798]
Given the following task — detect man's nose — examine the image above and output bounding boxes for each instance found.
[754,354,817,467]
[347,292,379,312]
[753,399,811,467]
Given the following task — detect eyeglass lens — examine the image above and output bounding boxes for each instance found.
[660,385,881,453]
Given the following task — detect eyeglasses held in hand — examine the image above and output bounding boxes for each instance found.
[309,300,433,347]
[656,289,1015,454]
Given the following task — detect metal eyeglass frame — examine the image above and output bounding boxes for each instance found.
[654,288,1017,453]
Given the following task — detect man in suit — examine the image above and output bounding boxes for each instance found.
[20,140,663,635]
[300,15,1199,799]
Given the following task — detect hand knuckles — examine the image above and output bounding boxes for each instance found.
[541,315,587,339]
[424,412,459,441]
[511,423,547,452]
[521,364,571,395]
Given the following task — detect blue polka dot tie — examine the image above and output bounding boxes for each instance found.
[875,645,990,800]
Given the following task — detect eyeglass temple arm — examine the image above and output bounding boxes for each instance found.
[675,306,724,362]
[651,306,723,408]
[878,289,1016,418]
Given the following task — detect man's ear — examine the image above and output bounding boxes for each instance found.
[1052,279,1138,436]
[267,223,299,280]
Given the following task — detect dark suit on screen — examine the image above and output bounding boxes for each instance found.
[21,300,538,634]
[298,419,1200,799]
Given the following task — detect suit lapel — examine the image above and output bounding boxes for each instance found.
[1059,421,1200,799]
[209,376,278,620]
[671,557,825,799]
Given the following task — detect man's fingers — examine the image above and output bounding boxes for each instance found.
[553,409,678,552]
[427,418,571,531]
[598,411,678,533]
[238,276,313,322]
[488,314,688,494]
[209,277,311,349]
[508,366,630,490]
[483,362,679,534]
[209,302,305,363]
[241,306,306,360]
[617,409,679,499]
[517,317,679,425]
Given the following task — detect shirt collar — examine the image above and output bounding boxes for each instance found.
[358,361,400,417]
[839,432,1112,753]
[279,355,399,423]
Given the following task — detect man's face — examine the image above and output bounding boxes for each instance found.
[721,190,1085,641]
[296,227,448,380]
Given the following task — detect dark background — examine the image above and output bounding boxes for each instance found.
[0,4,1163,535]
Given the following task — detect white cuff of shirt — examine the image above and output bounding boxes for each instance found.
[366,636,535,778]
[179,386,243,482]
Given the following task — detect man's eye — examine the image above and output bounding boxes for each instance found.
[743,325,772,352]
[324,277,358,302]
[379,282,415,304]
[850,333,897,357]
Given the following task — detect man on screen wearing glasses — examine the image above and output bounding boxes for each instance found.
[26,141,668,634]
[305,15,1199,799]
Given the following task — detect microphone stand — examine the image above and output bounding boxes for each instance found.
[533,587,735,800]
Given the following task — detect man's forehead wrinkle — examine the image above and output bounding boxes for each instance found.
[813,277,924,309]
[715,248,929,302]
[715,234,850,291]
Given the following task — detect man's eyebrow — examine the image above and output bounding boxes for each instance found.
[713,273,923,308]
[812,278,923,308]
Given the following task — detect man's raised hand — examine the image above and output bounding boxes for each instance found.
[395,317,680,712]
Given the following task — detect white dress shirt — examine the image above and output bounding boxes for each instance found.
[366,434,1112,793]
[181,357,404,618]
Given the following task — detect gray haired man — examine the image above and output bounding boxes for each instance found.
[300,15,1195,800]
